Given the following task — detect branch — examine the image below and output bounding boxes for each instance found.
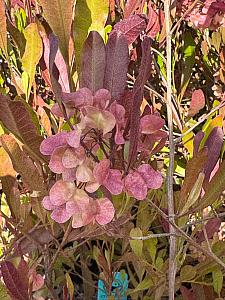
[165,0,176,299]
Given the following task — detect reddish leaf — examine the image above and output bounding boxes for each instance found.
[112,14,147,45]
[124,0,142,18]
[81,31,106,93]
[103,31,129,101]
[1,261,29,300]
[188,89,205,117]
[140,114,165,134]
[180,286,195,300]
[0,94,45,160]
[196,218,221,243]
[128,38,152,167]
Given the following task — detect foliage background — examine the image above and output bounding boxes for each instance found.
[1,0,225,299]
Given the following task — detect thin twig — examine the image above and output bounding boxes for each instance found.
[48,221,72,271]
[130,232,180,240]
[174,101,225,143]
[148,200,225,270]
[170,0,199,35]
[165,0,176,298]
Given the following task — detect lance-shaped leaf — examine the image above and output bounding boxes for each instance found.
[43,36,70,92]
[39,0,74,65]
[81,31,106,92]
[103,31,129,101]
[178,147,208,212]
[73,0,108,70]
[179,32,195,102]
[21,23,43,100]
[203,127,223,184]
[195,158,225,210]
[1,261,29,300]
[0,134,46,193]
[180,172,205,215]
[128,38,152,167]
[0,0,7,55]
[0,94,45,159]
[112,14,147,45]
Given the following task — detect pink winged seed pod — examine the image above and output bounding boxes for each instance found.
[42,180,115,228]
[40,87,164,228]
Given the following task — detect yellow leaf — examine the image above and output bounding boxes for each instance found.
[65,273,74,300]
[22,23,43,100]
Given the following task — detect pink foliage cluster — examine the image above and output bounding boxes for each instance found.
[177,0,225,30]
[40,88,164,228]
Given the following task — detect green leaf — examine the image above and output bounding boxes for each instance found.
[180,172,205,215]
[128,276,152,295]
[0,94,45,160]
[0,282,11,300]
[39,0,74,65]
[130,227,143,257]
[73,0,108,70]
[144,235,157,264]
[21,23,43,100]
[179,32,195,102]
[0,0,7,55]
[180,265,197,281]
[212,269,223,296]
[65,273,74,300]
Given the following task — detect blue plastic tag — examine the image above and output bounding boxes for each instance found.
[97,271,128,300]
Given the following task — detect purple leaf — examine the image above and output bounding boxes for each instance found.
[103,31,129,101]
[204,127,223,184]
[1,261,29,300]
[81,31,106,93]
[49,33,64,101]
[128,38,152,167]
[112,14,147,45]
[193,131,204,155]
[196,218,221,243]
